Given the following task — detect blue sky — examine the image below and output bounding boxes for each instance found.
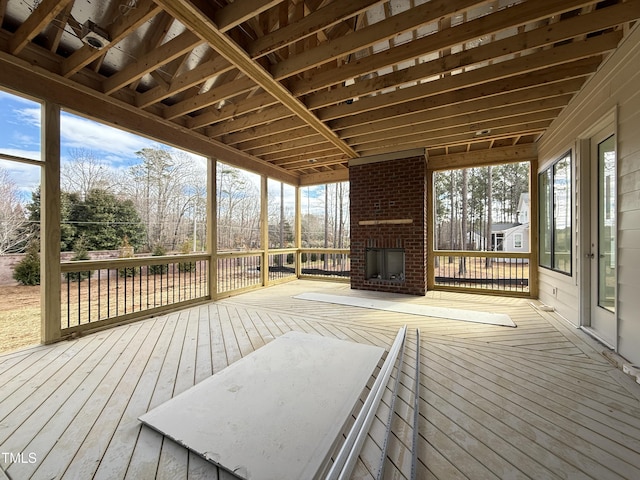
[0,88,337,213]
[0,89,207,201]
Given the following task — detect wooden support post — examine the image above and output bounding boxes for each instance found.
[41,101,61,343]
[426,168,435,291]
[209,157,217,300]
[295,185,302,278]
[529,158,539,298]
[261,174,269,287]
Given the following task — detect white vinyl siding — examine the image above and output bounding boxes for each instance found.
[538,23,640,365]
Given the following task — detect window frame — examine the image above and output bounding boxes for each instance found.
[538,151,573,276]
[513,232,523,249]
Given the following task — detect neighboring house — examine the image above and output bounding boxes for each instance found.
[491,222,529,253]
[492,193,530,253]
[516,193,529,224]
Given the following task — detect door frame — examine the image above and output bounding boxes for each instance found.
[578,108,619,350]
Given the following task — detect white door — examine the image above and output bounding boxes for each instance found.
[588,126,617,348]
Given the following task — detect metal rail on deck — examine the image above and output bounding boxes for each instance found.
[411,329,421,480]
[376,326,408,480]
[325,325,407,480]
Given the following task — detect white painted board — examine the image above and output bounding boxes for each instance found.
[294,292,516,327]
[139,331,384,480]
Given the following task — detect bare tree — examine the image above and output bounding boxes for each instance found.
[61,148,115,199]
[459,168,468,274]
[217,164,260,250]
[128,147,205,251]
[0,168,29,254]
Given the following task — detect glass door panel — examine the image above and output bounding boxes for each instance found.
[598,134,616,312]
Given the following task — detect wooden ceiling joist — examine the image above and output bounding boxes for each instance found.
[317,32,618,122]
[155,0,358,159]
[302,7,629,108]
[247,0,384,58]
[9,0,74,55]
[136,55,234,108]
[329,59,599,131]
[427,144,538,171]
[61,0,161,77]
[270,0,488,80]
[103,30,203,95]
[2,0,639,182]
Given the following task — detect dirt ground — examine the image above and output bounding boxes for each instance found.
[0,285,41,354]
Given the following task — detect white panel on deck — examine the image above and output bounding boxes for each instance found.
[139,331,384,480]
[295,292,516,327]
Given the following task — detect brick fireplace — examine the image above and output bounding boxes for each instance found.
[349,150,427,295]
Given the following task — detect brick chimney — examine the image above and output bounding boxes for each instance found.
[349,150,427,295]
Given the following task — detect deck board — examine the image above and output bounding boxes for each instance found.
[1,280,640,479]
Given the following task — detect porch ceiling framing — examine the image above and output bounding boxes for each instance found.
[0,0,638,181]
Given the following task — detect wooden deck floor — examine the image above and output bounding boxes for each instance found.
[1,280,640,479]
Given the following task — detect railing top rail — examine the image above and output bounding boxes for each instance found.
[60,253,210,272]
[267,248,297,254]
[217,250,264,258]
[300,248,350,254]
[434,250,530,259]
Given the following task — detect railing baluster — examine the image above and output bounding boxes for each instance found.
[66,275,71,328]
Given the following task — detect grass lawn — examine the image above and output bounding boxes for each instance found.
[0,285,40,354]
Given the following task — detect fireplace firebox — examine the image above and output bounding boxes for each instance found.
[366,248,405,282]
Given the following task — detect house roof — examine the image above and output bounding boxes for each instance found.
[0,0,638,184]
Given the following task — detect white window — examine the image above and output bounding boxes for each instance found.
[514,233,523,249]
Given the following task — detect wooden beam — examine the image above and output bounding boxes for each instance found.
[208,157,217,299]
[291,0,628,96]
[204,104,292,137]
[222,117,307,145]
[316,27,620,122]
[61,0,161,77]
[427,144,538,171]
[214,0,282,32]
[163,75,256,120]
[337,82,580,139]
[263,144,341,163]
[357,122,550,157]
[0,0,7,29]
[246,133,328,156]
[347,104,565,148]
[233,126,318,151]
[329,60,598,131]
[47,2,74,53]
[299,168,349,186]
[303,7,630,107]
[103,31,203,95]
[9,0,74,55]
[270,0,486,79]
[351,110,559,151]
[136,56,233,108]
[188,91,280,130]
[155,0,357,159]
[247,0,383,58]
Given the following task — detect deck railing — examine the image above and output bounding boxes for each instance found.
[432,250,530,294]
[299,249,350,281]
[216,251,262,295]
[59,254,210,333]
[268,249,297,283]
[57,247,530,338]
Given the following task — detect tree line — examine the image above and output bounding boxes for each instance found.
[216,163,350,251]
[434,162,529,251]
[0,147,207,256]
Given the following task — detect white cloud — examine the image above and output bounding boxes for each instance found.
[60,113,151,161]
[0,159,40,202]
